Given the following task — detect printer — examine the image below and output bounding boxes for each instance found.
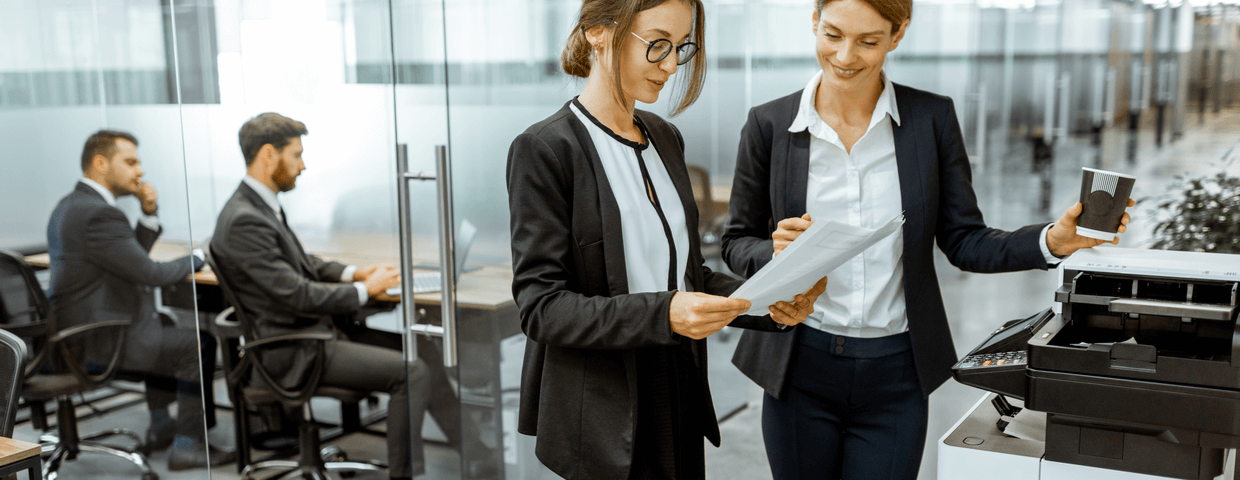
[952,246,1240,480]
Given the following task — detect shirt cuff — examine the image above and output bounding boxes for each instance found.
[138,214,160,231]
[341,265,357,282]
[353,282,368,305]
[1039,223,1062,266]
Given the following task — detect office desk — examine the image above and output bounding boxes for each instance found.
[0,436,41,479]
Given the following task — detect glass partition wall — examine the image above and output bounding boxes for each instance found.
[0,1,213,479]
[4,0,1239,479]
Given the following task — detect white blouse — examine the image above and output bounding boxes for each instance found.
[570,100,689,294]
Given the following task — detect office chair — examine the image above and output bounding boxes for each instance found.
[205,246,385,479]
[0,249,158,480]
[685,164,729,258]
[0,328,28,438]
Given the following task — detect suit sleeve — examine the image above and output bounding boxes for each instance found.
[85,207,192,287]
[933,98,1048,273]
[721,107,777,279]
[508,132,679,350]
[135,221,161,252]
[223,214,361,316]
[306,255,348,282]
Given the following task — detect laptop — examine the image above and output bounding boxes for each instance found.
[387,219,477,296]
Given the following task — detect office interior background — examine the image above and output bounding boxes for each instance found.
[1,0,1239,479]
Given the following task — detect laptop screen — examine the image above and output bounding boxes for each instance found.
[452,219,477,280]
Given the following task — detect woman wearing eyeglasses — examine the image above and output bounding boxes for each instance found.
[721,1,1132,479]
[506,1,827,479]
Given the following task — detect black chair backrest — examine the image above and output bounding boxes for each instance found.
[0,250,51,378]
[0,249,50,327]
[206,244,324,406]
[0,328,27,437]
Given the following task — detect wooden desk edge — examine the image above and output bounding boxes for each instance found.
[0,437,41,463]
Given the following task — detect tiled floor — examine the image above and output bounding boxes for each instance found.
[8,109,1239,480]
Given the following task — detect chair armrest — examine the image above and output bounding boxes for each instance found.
[214,306,239,328]
[0,322,48,338]
[240,332,334,352]
[48,319,130,344]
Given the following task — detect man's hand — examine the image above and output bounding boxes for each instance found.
[1046,200,1135,258]
[135,180,158,215]
[668,293,751,340]
[769,276,828,327]
[354,264,394,283]
[363,265,400,298]
[773,213,813,257]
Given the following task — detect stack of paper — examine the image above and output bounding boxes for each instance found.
[730,214,905,316]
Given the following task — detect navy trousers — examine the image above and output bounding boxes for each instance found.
[761,327,928,480]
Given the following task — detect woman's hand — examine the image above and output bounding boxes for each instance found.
[669,293,752,340]
[769,276,828,327]
[773,213,813,257]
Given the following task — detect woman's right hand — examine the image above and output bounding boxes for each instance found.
[669,292,751,340]
[773,213,813,257]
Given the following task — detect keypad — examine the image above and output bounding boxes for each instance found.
[959,351,1027,368]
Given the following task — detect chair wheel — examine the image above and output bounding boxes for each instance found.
[142,473,160,480]
[320,445,347,462]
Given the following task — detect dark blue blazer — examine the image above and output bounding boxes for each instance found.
[721,83,1051,398]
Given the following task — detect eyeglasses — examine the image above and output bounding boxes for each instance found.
[630,32,699,65]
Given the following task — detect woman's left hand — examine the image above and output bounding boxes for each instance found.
[1046,200,1135,258]
[769,276,828,327]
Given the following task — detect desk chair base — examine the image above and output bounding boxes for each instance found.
[240,421,385,480]
[39,396,159,480]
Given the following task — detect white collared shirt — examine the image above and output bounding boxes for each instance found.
[791,72,1059,338]
[792,71,907,338]
[243,175,367,304]
[80,177,161,231]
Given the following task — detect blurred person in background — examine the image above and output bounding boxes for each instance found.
[47,129,232,470]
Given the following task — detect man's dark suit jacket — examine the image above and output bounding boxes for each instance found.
[722,83,1050,400]
[507,101,786,480]
[211,181,360,388]
[47,182,196,372]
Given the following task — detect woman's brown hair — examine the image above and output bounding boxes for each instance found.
[562,0,706,116]
[817,0,911,33]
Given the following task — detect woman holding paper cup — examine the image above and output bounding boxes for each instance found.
[720,0,1133,479]
[505,1,827,478]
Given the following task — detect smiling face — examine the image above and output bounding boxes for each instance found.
[812,0,907,96]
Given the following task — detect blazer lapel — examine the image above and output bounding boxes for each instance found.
[785,125,811,220]
[892,85,929,298]
[564,108,630,296]
[237,183,318,279]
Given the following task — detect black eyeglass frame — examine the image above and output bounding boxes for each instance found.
[630,31,699,65]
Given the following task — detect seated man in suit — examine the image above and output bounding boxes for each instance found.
[210,112,433,480]
[47,130,235,470]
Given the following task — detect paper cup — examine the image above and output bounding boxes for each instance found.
[1076,167,1136,241]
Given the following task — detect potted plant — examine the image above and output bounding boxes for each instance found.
[1144,153,1240,254]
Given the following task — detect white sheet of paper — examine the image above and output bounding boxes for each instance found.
[730,214,905,316]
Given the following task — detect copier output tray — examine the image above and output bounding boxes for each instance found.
[1028,312,1240,391]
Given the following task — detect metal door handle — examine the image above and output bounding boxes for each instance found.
[395,143,458,368]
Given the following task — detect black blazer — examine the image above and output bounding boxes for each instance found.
[46,182,196,372]
[211,182,360,388]
[507,101,785,480]
[722,83,1050,399]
